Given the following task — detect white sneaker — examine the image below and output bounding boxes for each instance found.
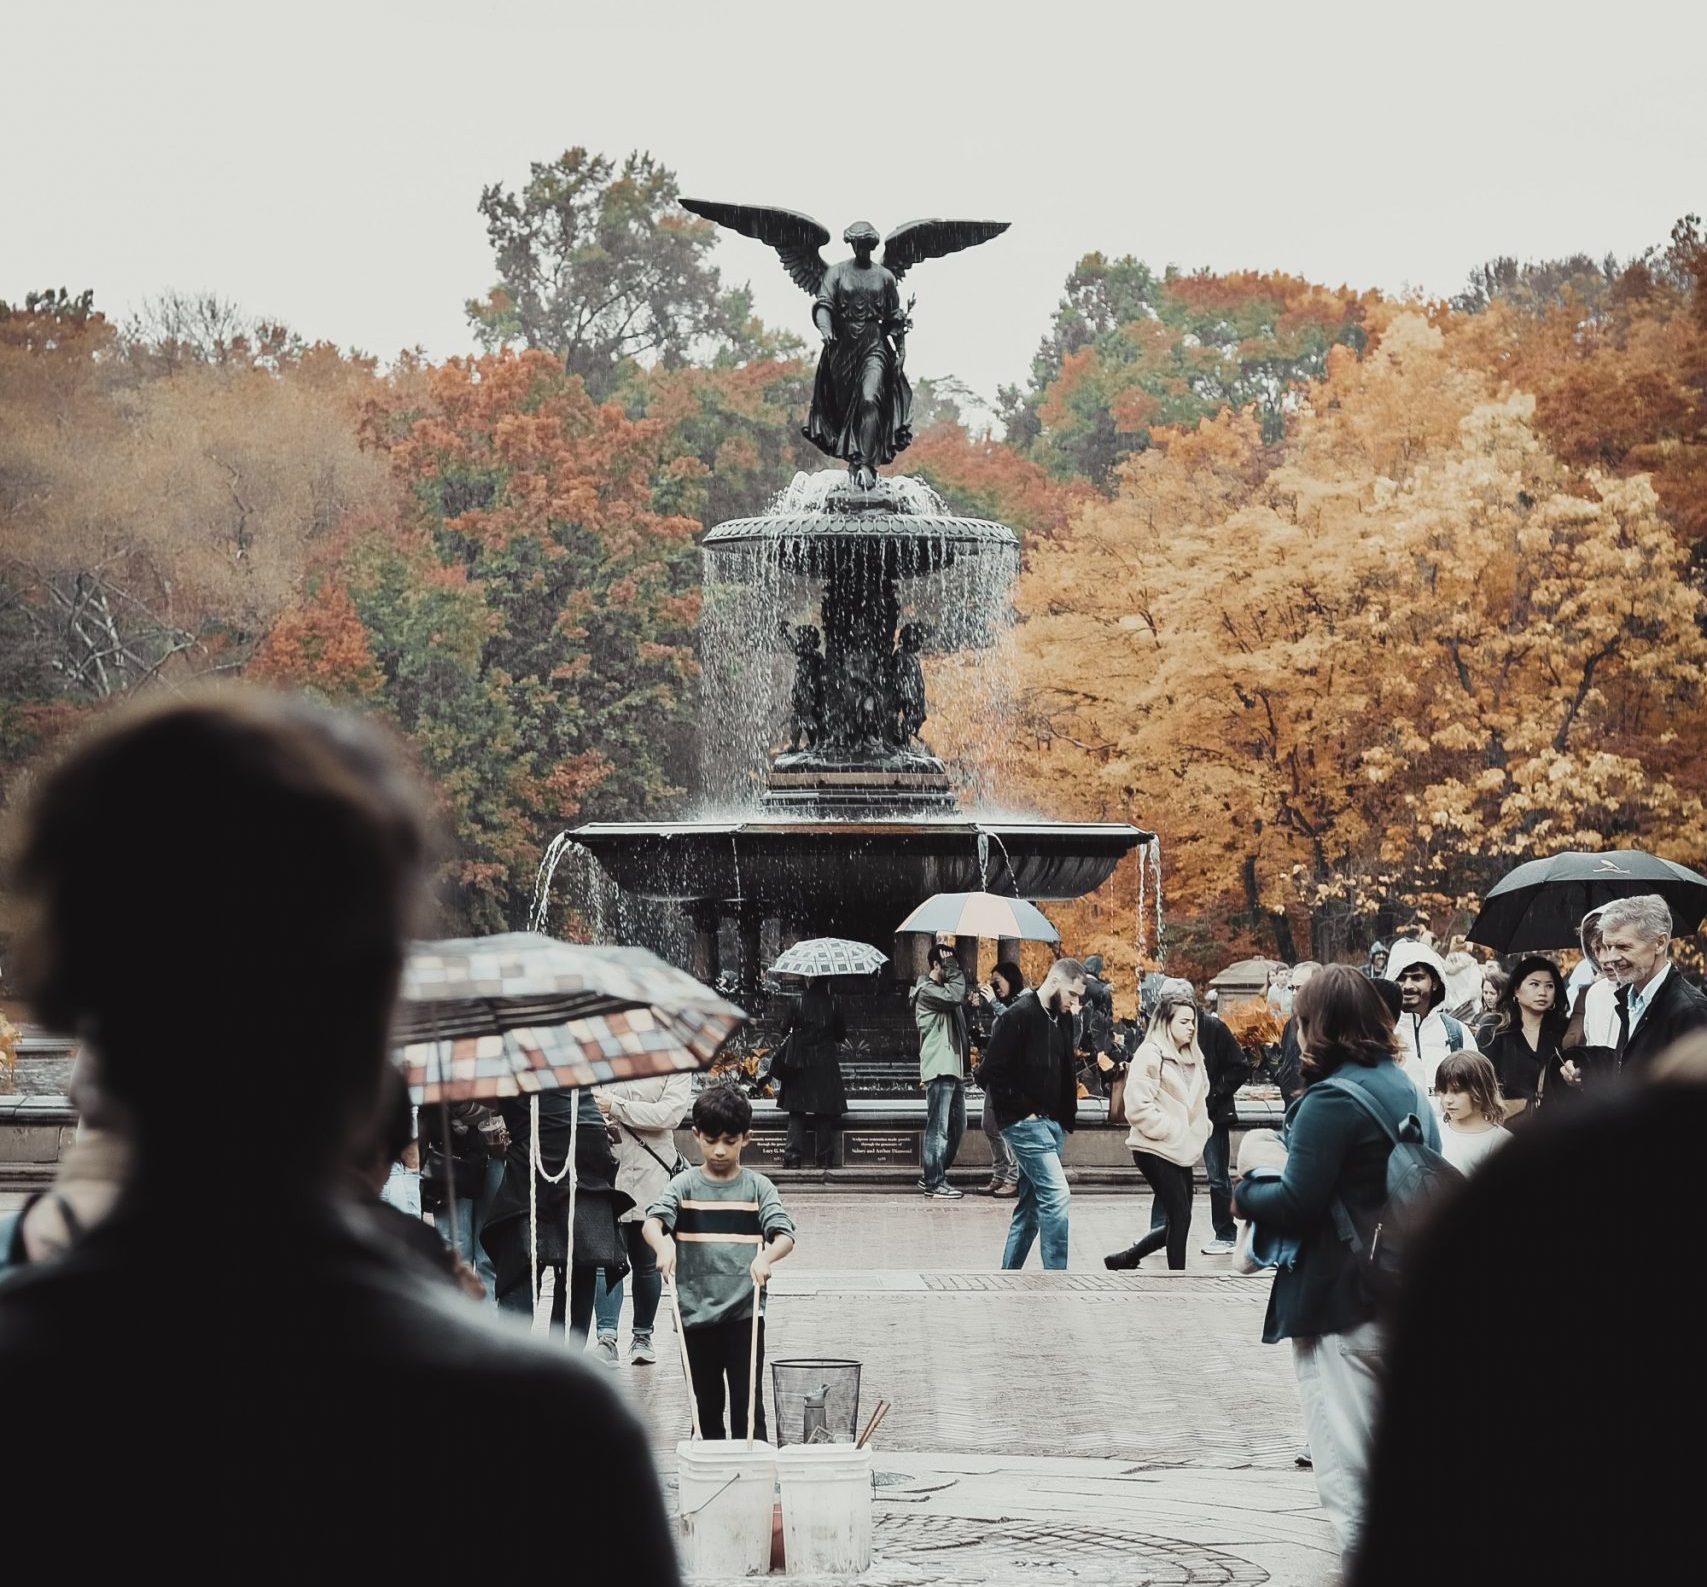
[628,1335,657,1366]
[930,1183,965,1199]
[593,1335,620,1366]
[1201,1238,1237,1255]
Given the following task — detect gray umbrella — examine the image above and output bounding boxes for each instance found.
[770,937,889,978]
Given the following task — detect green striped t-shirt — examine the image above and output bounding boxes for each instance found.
[647,1166,795,1329]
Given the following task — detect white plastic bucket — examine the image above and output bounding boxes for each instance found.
[676,1439,778,1579]
[776,1444,873,1576]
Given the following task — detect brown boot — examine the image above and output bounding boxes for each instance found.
[992,1181,1018,1199]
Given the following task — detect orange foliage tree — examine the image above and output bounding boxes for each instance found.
[1008,308,1707,983]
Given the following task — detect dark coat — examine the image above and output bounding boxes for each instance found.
[776,991,848,1117]
[1275,1016,1305,1103]
[1615,967,1707,1072]
[977,988,1078,1133]
[1236,1059,1441,1343]
[1484,1024,1561,1114]
[1199,1011,1253,1126]
[0,1194,681,1584]
[483,1091,632,1300]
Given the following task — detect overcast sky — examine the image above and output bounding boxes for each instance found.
[5,1,1701,407]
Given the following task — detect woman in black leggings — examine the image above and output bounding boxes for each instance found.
[1105,992,1210,1270]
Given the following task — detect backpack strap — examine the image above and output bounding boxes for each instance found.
[1440,1013,1467,1052]
[1318,1075,1413,1256]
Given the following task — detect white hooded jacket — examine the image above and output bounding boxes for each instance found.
[1385,939,1479,1095]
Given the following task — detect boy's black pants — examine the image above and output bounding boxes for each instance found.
[684,1313,766,1440]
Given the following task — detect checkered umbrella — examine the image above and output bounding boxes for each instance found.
[395,932,746,1105]
[769,937,889,979]
[895,891,1060,943]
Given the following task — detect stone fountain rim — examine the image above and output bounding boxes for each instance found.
[702,513,1019,548]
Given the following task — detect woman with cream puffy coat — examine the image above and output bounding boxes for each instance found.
[1104,992,1210,1270]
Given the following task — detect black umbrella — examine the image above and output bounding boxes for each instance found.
[1466,850,1707,952]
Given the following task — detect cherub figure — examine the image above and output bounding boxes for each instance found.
[780,621,825,752]
[887,622,929,745]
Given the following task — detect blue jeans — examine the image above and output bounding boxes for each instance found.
[1000,1116,1071,1269]
[922,1076,966,1189]
[433,1156,503,1300]
[593,1222,661,1342]
[982,1093,1018,1184]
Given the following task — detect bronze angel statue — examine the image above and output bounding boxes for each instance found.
[682,201,1008,490]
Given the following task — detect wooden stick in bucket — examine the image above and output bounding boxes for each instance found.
[666,1279,704,1441]
[746,1277,762,1446]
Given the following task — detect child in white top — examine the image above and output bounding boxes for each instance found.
[1435,1051,1510,1176]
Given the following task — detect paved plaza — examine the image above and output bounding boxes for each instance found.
[597,1189,1337,1585]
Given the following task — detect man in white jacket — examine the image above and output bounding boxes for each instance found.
[1385,939,1479,1097]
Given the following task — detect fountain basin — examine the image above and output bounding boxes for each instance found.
[572,817,1148,921]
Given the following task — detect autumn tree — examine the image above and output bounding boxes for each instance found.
[257,350,704,931]
[0,291,391,809]
[1000,260,1377,486]
[1462,216,1707,559]
[1009,310,1707,979]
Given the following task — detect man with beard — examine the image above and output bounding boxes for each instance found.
[1385,939,1478,1098]
[979,956,1087,1270]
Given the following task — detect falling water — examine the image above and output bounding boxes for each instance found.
[529,830,578,932]
[698,468,1020,812]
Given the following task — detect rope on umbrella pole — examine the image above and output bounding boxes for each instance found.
[565,1092,579,1352]
[529,1090,575,1326]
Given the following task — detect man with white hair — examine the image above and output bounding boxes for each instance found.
[1596,894,1707,1073]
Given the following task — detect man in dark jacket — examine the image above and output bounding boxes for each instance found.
[1275,961,1321,1102]
[1597,893,1707,1072]
[979,956,1086,1270]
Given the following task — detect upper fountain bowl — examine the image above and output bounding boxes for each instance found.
[702,469,1018,579]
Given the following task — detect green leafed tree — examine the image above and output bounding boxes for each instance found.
[465,147,777,399]
[1002,259,1375,487]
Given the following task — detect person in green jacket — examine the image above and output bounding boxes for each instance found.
[912,942,971,1198]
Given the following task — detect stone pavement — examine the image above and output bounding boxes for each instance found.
[591,1189,1338,1585]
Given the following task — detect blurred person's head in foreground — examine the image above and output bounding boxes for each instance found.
[8,688,432,1195]
[1352,1058,1707,1587]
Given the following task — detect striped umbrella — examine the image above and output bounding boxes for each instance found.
[770,937,889,978]
[895,891,1060,943]
[395,933,745,1105]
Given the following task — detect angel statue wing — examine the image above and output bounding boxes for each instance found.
[680,199,831,296]
[881,219,1010,280]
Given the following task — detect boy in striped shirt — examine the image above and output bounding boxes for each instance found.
[645,1086,796,1441]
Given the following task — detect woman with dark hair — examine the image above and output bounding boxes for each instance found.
[1481,955,1567,1123]
[776,977,847,1170]
[1233,964,1441,1567]
[1472,964,1508,1044]
[972,961,1024,1196]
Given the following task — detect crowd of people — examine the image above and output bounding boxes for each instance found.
[3,688,1705,1585]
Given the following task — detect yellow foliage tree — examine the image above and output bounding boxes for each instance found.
[1010,310,1707,977]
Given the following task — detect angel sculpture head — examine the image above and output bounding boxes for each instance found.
[682,199,1008,490]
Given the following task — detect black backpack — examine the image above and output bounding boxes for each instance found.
[1322,1076,1463,1297]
